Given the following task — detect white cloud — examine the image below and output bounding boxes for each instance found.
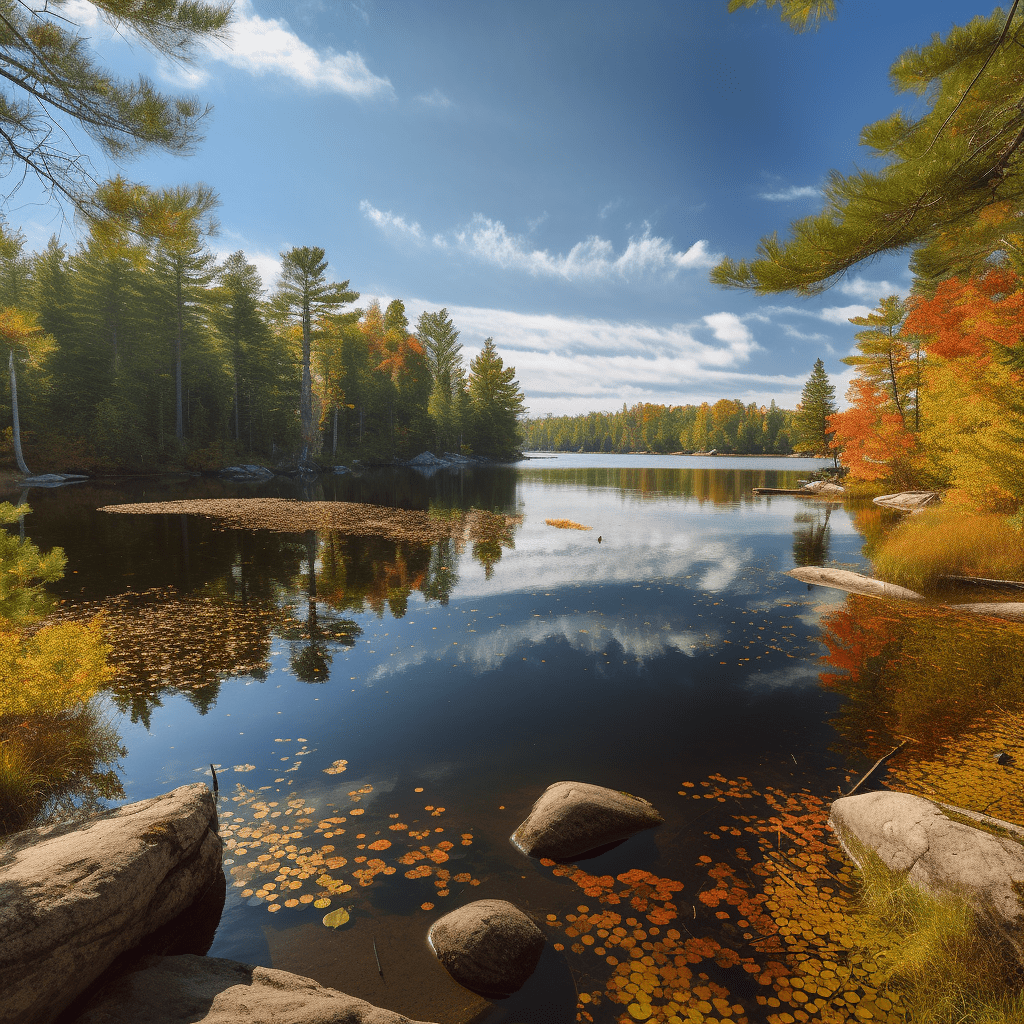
[782,325,829,342]
[817,304,873,325]
[206,0,394,98]
[360,294,802,417]
[838,276,908,301]
[758,185,821,201]
[415,88,452,108]
[360,202,721,282]
[703,312,752,346]
[358,200,424,242]
[598,199,623,219]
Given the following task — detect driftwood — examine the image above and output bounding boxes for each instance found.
[938,575,1024,592]
[785,566,925,601]
[946,602,1024,622]
[846,740,909,797]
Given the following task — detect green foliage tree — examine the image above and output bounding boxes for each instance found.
[794,358,838,460]
[844,295,923,432]
[147,183,219,443]
[0,0,231,216]
[466,338,526,458]
[211,251,271,446]
[274,247,357,455]
[417,308,465,454]
[713,5,1024,293]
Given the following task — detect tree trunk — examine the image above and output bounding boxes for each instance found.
[300,303,314,447]
[332,407,338,457]
[175,264,184,442]
[233,366,240,444]
[8,350,29,476]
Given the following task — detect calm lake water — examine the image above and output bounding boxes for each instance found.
[15,453,976,1024]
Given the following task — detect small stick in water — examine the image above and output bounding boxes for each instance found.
[210,763,219,795]
[846,739,909,797]
[372,935,383,979]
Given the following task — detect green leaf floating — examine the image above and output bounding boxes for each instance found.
[322,907,350,929]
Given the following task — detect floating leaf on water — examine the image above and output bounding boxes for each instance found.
[322,907,350,928]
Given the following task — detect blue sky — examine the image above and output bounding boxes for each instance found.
[12,1,981,415]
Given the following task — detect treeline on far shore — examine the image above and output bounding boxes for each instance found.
[522,399,797,455]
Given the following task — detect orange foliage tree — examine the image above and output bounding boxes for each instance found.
[904,268,1024,511]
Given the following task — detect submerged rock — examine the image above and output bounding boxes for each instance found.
[428,900,544,997]
[831,791,1024,964]
[0,784,222,1024]
[511,781,663,859]
[872,490,941,511]
[784,566,924,602]
[73,954,438,1024]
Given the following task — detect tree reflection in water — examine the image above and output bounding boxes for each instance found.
[819,594,1024,822]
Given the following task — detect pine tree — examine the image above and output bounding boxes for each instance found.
[146,184,219,443]
[417,308,465,454]
[211,252,271,447]
[466,338,526,459]
[0,0,231,216]
[713,6,1024,293]
[274,248,357,456]
[794,358,838,459]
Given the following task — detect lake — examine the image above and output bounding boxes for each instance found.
[14,453,1021,1024]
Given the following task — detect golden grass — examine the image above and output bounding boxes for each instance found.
[544,518,592,531]
[99,499,521,546]
[855,852,1024,1024]
[872,506,1024,592]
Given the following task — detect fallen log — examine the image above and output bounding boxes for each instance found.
[785,566,925,601]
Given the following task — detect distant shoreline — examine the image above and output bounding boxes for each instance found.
[521,451,824,459]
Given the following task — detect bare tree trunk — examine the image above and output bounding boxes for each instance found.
[175,265,184,441]
[332,407,338,457]
[9,350,30,476]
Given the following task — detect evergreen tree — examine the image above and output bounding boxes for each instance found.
[0,0,231,216]
[417,308,465,453]
[466,338,525,459]
[713,6,1024,293]
[794,358,838,460]
[211,252,271,446]
[274,248,357,455]
[147,184,219,443]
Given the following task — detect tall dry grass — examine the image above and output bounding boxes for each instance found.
[856,852,1024,1023]
[871,507,1024,592]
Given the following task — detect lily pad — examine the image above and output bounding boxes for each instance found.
[322,907,350,929]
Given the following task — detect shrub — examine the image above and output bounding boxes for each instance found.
[871,506,1024,592]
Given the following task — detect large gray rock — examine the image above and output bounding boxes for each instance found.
[0,784,222,1024]
[784,566,925,602]
[872,490,941,511]
[801,480,845,496]
[72,955,437,1024]
[428,900,544,997]
[511,781,663,859]
[831,792,1024,960]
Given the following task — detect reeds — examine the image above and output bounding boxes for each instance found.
[855,852,1024,1023]
[872,507,1024,592]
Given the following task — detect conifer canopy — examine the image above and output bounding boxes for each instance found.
[0,0,232,216]
[794,357,837,457]
[713,4,1024,294]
